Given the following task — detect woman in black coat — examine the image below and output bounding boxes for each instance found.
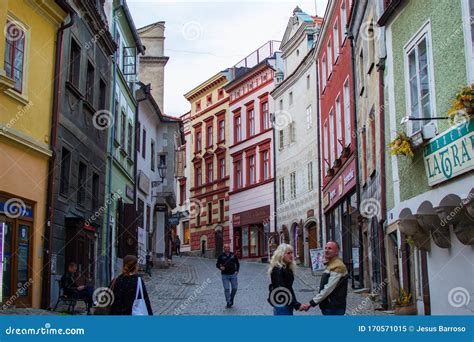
[110,255,153,315]
[268,243,308,315]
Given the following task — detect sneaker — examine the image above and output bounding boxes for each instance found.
[226,303,232,309]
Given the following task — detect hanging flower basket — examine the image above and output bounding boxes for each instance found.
[448,84,474,118]
[388,132,414,158]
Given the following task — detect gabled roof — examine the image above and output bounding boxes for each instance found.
[280,6,315,49]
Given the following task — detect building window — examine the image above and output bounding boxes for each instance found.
[159,154,166,168]
[147,205,151,232]
[218,89,224,100]
[308,162,314,191]
[207,125,213,147]
[127,122,132,156]
[120,111,126,147]
[368,21,375,72]
[196,100,201,112]
[324,122,329,174]
[328,41,333,72]
[359,49,365,95]
[137,121,141,153]
[234,115,242,143]
[235,160,242,189]
[92,173,99,210]
[218,157,225,179]
[306,105,313,129]
[99,79,107,110]
[151,139,155,171]
[114,100,119,141]
[362,125,368,181]
[329,110,335,165]
[4,21,26,92]
[218,119,225,142]
[68,38,81,89]
[334,21,340,59]
[219,199,224,222]
[341,0,347,37]
[369,108,376,172]
[261,150,270,181]
[206,160,213,183]
[195,130,202,152]
[247,155,255,185]
[179,181,186,205]
[261,101,270,130]
[306,74,311,89]
[137,198,144,229]
[279,99,283,110]
[289,122,295,143]
[343,79,351,146]
[336,96,342,157]
[195,163,202,187]
[77,162,87,205]
[60,147,71,196]
[207,202,213,225]
[206,94,212,106]
[248,108,255,137]
[279,130,284,150]
[196,209,201,227]
[322,56,327,88]
[405,28,433,134]
[142,128,147,158]
[289,92,293,105]
[278,177,285,204]
[290,172,296,199]
[183,221,190,244]
[86,61,94,103]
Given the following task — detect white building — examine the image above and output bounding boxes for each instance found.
[270,7,322,267]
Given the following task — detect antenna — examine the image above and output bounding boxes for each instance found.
[315,0,318,16]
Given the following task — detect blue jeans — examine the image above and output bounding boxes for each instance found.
[321,308,345,315]
[221,274,238,304]
[273,305,293,315]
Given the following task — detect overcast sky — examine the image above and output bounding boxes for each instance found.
[128,0,328,117]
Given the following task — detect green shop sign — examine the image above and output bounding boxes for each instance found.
[424,120,474,186]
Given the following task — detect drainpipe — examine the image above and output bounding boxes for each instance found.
[105,7,119,283]
[315,59,323,249]
[378,56,389,309]
[42,5,76,310]
[271,112,277,249]
[348,32,363,289]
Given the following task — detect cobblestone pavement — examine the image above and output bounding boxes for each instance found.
[145,256,391,316]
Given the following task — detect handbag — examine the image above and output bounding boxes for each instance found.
[132,277,148,316]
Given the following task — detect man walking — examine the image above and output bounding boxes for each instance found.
[175,235,181,257]
[216,244,240,308]
[302,241,348,315]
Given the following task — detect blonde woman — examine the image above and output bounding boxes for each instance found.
[267,244,309,315]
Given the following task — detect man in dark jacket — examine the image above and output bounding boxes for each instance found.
[302,241,348,315]
[216,244,240,308]
[60,262,94,312]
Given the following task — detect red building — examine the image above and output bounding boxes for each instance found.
[316,0,358,269]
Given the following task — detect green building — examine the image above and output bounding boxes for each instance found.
[379,0,473,315]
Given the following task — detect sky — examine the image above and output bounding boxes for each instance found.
[128,0,328,117]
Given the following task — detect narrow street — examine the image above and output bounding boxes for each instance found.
[145,256,389,316]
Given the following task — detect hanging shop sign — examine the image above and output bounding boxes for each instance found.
[424,120,474,186]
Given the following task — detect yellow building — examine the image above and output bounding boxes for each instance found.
[184,71,232,256]
[0,0,68,308]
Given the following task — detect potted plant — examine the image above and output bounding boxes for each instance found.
[448,83,474,117]
[326,167,335,177]
[388,132,414,158]
[394,288,417,315]
[333,157,342,168]
[341,145,351,158]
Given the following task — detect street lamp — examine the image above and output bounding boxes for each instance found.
[151,161,167,188]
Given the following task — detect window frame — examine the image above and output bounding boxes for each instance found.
[4,19,26,93]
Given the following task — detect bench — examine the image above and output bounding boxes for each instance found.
[52,279,89,314]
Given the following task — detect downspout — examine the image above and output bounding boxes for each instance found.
[315,59,323,249]
[378,56,388,309]
[105,7,119,282]
[348,33,363,289]
[271,111,277,254]
[42,6,76,309]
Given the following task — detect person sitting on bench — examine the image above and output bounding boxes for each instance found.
[60,262,94,311]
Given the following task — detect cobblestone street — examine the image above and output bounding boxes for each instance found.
[145,256,390,316]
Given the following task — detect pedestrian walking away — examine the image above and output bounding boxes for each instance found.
[145,251,153,277]
[110,255,153,315]
[267,244,308,315]
[60,262,94,314]
[175,235,181,256]
[301,241,349,315]
[216,243,239,308]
